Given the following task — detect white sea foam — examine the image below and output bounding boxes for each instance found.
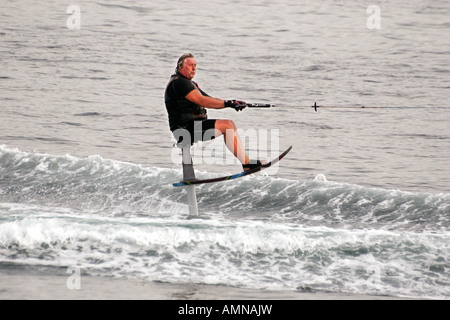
[1,197,448,299]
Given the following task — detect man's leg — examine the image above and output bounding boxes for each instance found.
[214,120,249,165]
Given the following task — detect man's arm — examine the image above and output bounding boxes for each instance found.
[185,89,225,109]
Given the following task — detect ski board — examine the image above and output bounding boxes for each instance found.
[173,146,292,187]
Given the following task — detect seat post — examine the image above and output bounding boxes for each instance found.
[180,145,199,216]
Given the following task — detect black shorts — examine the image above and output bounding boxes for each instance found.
[173,119,217,146]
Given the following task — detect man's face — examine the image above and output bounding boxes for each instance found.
[179,57,197,80]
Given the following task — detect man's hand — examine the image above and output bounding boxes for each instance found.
[225,100,247,112]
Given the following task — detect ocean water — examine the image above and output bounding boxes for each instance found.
[0,0,449,299]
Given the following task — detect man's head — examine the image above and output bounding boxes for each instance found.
[177,53,196,80]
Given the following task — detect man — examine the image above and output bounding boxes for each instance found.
[164,53,262,171]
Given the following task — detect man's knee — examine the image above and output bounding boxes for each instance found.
[216,119,237,133]
[227,120,237,130]
[224,120,236,130]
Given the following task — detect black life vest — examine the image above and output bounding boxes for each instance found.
[164,73,208,131]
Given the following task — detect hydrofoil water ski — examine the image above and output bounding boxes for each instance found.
[173,146,292,187]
